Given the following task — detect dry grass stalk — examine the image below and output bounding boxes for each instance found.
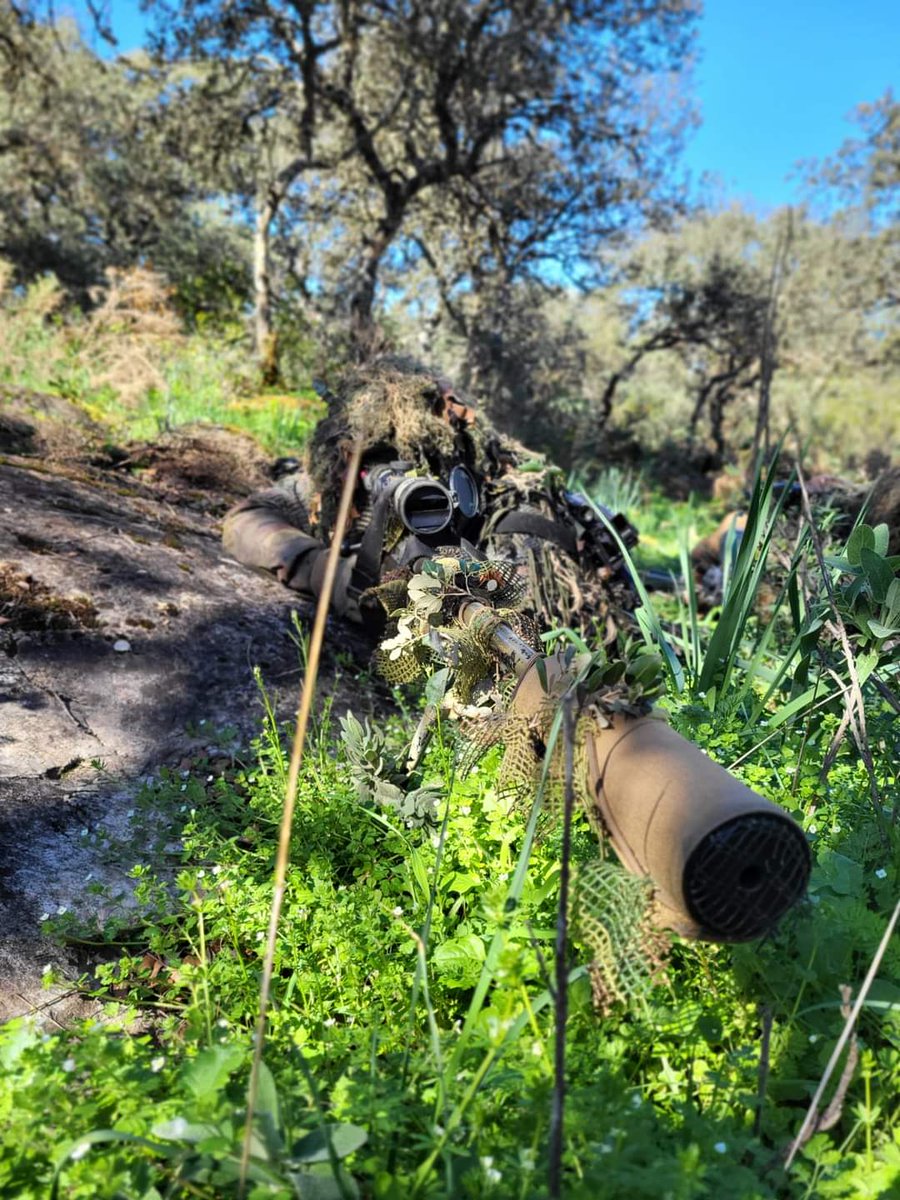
[237,442,363,1199]
[79,266,184,407]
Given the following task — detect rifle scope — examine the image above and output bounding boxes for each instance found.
[462,612,811,944]
[365,465,454,536]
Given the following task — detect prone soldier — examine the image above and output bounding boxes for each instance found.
[223,355,638,644]
[222,356,812,945]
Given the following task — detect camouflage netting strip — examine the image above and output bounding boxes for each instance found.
[572,859,669,1015]
[481,470,634,643]
[372,553,539,696]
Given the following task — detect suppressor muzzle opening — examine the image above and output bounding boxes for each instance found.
[683,812,811,942]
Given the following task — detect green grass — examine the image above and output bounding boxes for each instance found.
[4,635,899,1198]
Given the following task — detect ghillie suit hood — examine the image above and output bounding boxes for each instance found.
[305,355,523,537]
[301,354,638,643]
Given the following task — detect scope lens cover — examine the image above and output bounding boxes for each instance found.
[449,465,481,517]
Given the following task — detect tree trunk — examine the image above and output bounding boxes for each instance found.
[753,208,793,468]
[348,216,402,358]
[253,190,280,387]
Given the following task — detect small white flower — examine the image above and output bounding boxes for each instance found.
[39,912,49,922]
[197,869,205,878]
[217,1018,229,1028]
[480,1156,494,1169]
[206,775,213,783]
[150,1056,165,1073]
[630,1093,642,1109]
[431,835,441,848]
[41,963,53,975]
[56,906,67,916]
[808,825,817,834]
[323,1017,336,1028]
[809,1034,818,1043]
[180,770,190,779]
[486,1168,502,1184]
[212,865,222,875]
[713,1141,727,1154]
[126,809,135,818]
[80,828,88,837]
[180,784,187,792]
[498,872,508,881]
[255,930,265,941]
[70,1141,91,1161]
[168,1117,188,1138]
[392,905,403,917]
[531,1041,542,1057]
[598,1140,613,1154]
[62,1058,76,1072]
[85,873,93,882]
[460,805,471,816]
[875,868,887,879]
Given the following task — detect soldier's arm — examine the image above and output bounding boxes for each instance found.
[222,477,338,601]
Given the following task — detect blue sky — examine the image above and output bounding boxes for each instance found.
[686,1,898,212]
[66,0,898,213]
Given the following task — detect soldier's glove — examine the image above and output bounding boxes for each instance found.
[282,545,359,621]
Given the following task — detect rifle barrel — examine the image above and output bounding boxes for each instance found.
[458,600,539,676]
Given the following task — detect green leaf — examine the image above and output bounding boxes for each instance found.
[407,846,430,901]
[846,524,875,566]
[182,1043,245,1100]
[814,851,864,897]
[256,1061,281,1131]
[0,1017,38,1071]
[152,1117,223,1143]
[886,578,900,623]
[424,667,451,705]
[873,523,890,556]
[290,1164,361,1199]
[859,547,893,604]
[290,1123,368,1164]
[866,620,896,638]
[432,933,486,980]
[857,650,880,683]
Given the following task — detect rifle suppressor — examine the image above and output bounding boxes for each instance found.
[512,655,810,942]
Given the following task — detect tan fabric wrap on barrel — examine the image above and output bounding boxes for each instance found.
[584,715,798,934]
[511,654,809,941]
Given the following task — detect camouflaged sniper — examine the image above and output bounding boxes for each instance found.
[223,357,811,962]
[223,355,638,640]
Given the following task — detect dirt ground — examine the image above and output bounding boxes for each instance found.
[0,389,379,1026]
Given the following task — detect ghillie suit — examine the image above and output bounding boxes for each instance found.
[223,358,811,1007]
[223,355,637,641]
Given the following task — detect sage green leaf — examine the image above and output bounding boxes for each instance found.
[846,524,875,567]
[860,546,893,604]
[290,1122,368,1164]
